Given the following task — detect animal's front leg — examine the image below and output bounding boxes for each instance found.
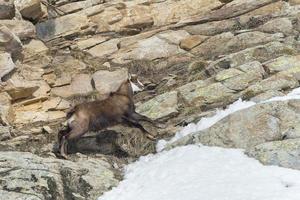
[122,116,157,140]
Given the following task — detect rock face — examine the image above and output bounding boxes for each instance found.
[1,0,300,199]
[0,151,119,200]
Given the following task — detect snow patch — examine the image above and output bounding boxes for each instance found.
[98,145,300,200]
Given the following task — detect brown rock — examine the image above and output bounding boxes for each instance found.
[42,97,70,111]
[74,35,108,50]
[5,75,50,100]
[0,20,36,40]
[23,39,48,59]
[14,0,42,20]
[289,0,300,5]
[179,35,208,50]
[88,39,119,58]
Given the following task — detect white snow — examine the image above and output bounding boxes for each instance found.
[157,87,300,151]
[98,145,300,200]
[98,87,300,200]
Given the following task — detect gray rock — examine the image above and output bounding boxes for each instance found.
[250,90,285,103]
[192,31,284,58]
[206,42,297,76]
[0,151,119,200]
[257,18,294,35]
[264,55,300,74]
[0,92,12,125]
[247,139,300,170]
[177,81,237,108]
[166,100,300,150]
[136,91,178,120]
[184,19,238,36]
[242,73,299,99]
[0,53,15,81]
[0,0,14,19]
[0,125,10,141]
[215,61,265,91]
[113,32,187,63]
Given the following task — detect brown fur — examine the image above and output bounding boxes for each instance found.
[58,79,159,159]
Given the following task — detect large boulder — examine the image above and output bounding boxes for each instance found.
[92,69,128,98]
[0,151,119,200]
[136,91,179,120]
[166,100,300,150]
[247,139,300,170]
[177,81,237,108]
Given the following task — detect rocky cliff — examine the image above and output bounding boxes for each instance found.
[1,0,300,199]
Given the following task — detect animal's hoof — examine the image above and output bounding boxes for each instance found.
[60,153,68,160]
[146,134,157,141]
[55,152,68,159]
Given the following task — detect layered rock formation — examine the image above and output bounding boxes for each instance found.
[1,0,300,199]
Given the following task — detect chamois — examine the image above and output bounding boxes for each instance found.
[58,74,160,159]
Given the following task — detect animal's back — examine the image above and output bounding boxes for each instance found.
[69,96,130,131]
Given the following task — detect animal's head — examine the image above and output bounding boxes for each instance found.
[128,73,144,93]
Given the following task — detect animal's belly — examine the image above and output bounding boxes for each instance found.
[89,116,119,131]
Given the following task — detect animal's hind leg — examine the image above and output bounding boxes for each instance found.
[59,122,89,159]
[123,116,156,140]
